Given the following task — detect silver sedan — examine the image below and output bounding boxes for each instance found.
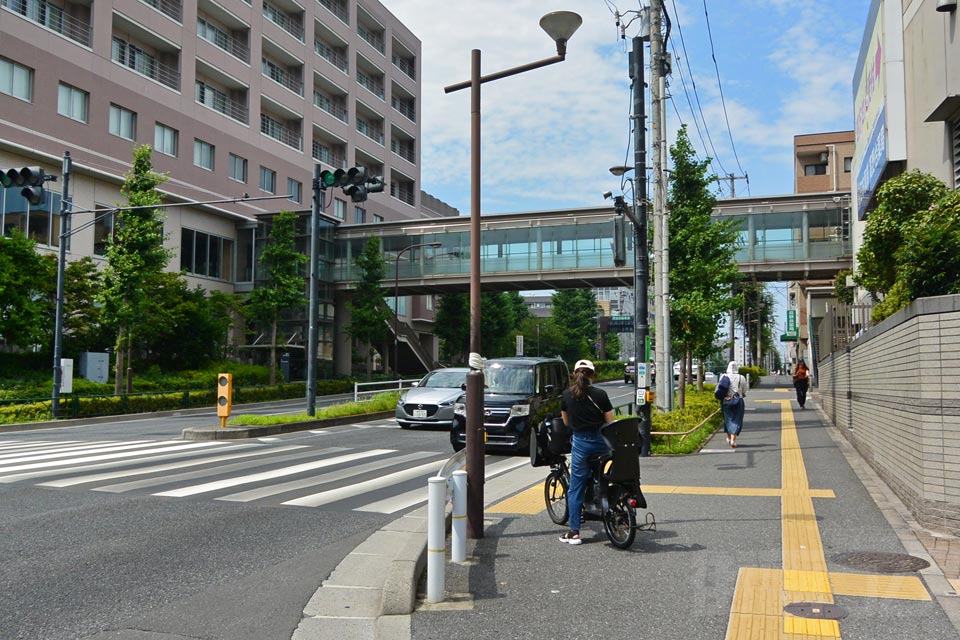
[395,368,470,429]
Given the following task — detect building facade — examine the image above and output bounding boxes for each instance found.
[794,131,855,194]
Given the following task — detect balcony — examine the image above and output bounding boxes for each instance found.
[391,139,415,164]
[392,53,415,81]
[139,0,182,23]
[356,117,383,145]
[262,57,303,96]
[1,0,91,47]
[112,37,180,91]
[356,69,384,101]
[391,181,415,206]
[317,0,347,25]
[312,141,346,168]
[391,95,415,122]
[198,17,249,63]
[263,0,303,42]
[196,81,248,124]
[314,91,347,123]
[357,23,384,55]
[314,39,347,73]
[260,113,301,150]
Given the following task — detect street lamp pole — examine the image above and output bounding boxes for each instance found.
[393,242,441,378]
[444,11,581,539]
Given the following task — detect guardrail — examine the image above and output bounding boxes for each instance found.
[427,448,467,603]
[352,378,420,402]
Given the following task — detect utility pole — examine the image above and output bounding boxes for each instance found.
[721,172,749,198]
[650,0,664,412]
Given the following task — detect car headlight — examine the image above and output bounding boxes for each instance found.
[439,399,454,407]
[454,403,466,416]
[510,404,530,417]
[397,397,405,406]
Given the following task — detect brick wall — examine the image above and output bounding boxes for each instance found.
[819,295,960,535]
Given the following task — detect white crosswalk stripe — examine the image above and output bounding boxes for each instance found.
[0,438,522,515]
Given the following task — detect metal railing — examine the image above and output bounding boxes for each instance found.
[356,71,384,100]
[390,184,415,206]
[392,141,415,164]
[314,40,348,72]
[262,1,303,41]
[197,84,248,123]
[1,0,91,46]
[357,23,384,54]
[198,22,249,63]
[140,0,182,22]
[311,142,346,168]
[111,39,180,90]
[391,97,415,122]
[313,92,348,122]
[352,378,420,402]
[392,54,415,80]
[260,114,302,150]
[262,62,303,95]
[356,118,384,145]
[317,0,347,24]
[819,301,875,360]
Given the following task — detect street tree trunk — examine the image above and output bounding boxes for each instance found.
[268,319,278,386]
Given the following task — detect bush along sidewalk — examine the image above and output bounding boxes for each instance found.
[227,392,400,427]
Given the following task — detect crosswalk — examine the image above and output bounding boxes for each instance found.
[0,437,528,514]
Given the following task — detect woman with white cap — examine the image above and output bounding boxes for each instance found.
[558,359,615,544]
[720,361,749,448]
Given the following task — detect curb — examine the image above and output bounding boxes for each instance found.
[181,410,396,440]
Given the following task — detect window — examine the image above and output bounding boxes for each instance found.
[287,178,302,203]
[229,153,247,182]
[154,123,178,156]
[194,139,215,170]
[426,295,434,311]
[373,214,383,223]
[109,104,137,140]
[843,157,852,173]
[57,82,88,122]
[333,198,346,220]
[354,206,365,224]
[952,117,960,189]
[93,206,116,256]
[0,57,33,101]
[804,163,827,176]
[260,166,276,193]
[180,228,234,280]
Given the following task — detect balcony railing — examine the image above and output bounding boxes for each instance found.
[112,38,180,90]
[357,119,384,145]
[391,186,415,206]
[198,20,249,63]
[262,61,303,95]
[392,54,415,80]
[356,71,384,100]
[392,140,415,164]
[197,82,248,123]
[318,0,347,25]
[314,92,347,123]
[1,0,91,46]
[312,141,346,168]
[260,114,301,150]
[263,1,303,41]
[140,0,182,23]
[314,40,348,73]
[357,24,384,54]
[391,96,415,122]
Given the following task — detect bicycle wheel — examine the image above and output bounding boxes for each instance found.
[604,498,637,549]
[544,470,569,525]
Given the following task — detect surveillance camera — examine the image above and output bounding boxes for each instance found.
[603,191,613,200]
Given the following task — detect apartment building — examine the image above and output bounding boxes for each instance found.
[794,131,855,194]
[0,0,422,368]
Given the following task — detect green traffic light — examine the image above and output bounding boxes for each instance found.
[319,170,337,188]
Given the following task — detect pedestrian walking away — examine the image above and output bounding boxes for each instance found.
[559,359,614,545]
[793,359,811,409]
[718,361,748,449]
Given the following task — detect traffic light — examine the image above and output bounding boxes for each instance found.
[1,166,47,205]
[217,372,233,426]
[316,166,384,203]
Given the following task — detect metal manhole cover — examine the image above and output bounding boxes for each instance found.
[832,551,930,573]
[784,602,848,620]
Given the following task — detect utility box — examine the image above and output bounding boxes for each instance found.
[79,352,109,383]
[61,358,73,394]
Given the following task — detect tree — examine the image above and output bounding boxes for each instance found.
[519,316,565,359]
[481,292,519,357]
[97,145,172,393]
[61,257,109,357]
[435,293,469,363]
[246,211,307,385]
[894,189,960,304]
[346,236,390,379]
[0,230,56,349]
[551,288,598,364]
[667,125,741,406]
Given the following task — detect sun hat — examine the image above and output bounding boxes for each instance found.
[574,359,595,372]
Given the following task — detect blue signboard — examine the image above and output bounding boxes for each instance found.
[856,107,887,220]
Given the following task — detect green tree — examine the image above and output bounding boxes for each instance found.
[246,211,307,385]
[481,292,519,357]
[896,189,960,302]
[551,288,598,364]
[61,257,108,357]
[97,145,172,393]
[668,125,741,405]
[0,230,57,349]
[435,293,469,363]
[834,269,855,305]
[519,316,565,359]
[346,236,390,379]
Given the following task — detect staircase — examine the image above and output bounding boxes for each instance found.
[381,304,436,374]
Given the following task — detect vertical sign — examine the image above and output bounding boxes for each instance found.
[787,310,797,333]
[515,334,523,357]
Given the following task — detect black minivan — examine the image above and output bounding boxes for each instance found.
[449,357,570,454]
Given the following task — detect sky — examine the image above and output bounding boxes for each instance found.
[383,0,872,361]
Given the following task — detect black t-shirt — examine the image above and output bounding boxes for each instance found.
[561,384,613,433]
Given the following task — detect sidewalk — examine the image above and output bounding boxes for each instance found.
[404,384,960,640]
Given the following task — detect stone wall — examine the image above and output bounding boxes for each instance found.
[819,295,960,535]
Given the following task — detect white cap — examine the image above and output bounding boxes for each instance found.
[574,359,595,372]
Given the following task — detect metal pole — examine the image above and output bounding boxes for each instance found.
[452,470,467,563]
[631,36,652,456]
[306,164,322,416]
[650,0,664,412]
[465,48,486,538]
[394,252,401,379]
[659,72,673,412]
[426,476,446,603]
[51,151,71,419]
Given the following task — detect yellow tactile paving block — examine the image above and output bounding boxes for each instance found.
[485,483,545,514]
[829,572,930,601]
[783,616,841,637]
[784,570,832,594]
[644,485,835,498]
[727,568,783,640]
[773,388,793,392]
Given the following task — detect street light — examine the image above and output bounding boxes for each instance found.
[444,10,581,539]
[394,241,441,378]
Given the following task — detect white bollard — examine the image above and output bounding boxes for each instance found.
[426,476,446,603]
[451,470,467,563]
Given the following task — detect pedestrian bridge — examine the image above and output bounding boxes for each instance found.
[333,192,852,294]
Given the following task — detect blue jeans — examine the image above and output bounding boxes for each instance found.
[567,431,611,532]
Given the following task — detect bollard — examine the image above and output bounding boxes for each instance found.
[451,470,467,563]
[426,476,446,603]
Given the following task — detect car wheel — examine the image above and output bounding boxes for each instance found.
[398,422,411,429]
[451,440,465,452]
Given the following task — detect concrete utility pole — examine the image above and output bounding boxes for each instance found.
[721,172,749,198]
[650,0,663,411]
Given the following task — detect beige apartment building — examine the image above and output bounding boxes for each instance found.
[0,0,427,370]
[794,131,855,194]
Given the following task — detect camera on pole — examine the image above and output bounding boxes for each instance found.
[1,166,50,205]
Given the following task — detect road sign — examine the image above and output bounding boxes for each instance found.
[608,315,634,333]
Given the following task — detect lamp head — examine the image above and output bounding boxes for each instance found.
[539,11,582,56]
[609,165,633,177]
[429,242,442,248]
[936,0,957,12]
[603,191,613,200]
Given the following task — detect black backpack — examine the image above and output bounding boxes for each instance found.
[714,374,731,401]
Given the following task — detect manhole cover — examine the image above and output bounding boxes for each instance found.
[784,602,848,620]
[832,551,930,573]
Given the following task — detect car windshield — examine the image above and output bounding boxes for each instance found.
[419,370,467,389]
[484,363,534,394]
